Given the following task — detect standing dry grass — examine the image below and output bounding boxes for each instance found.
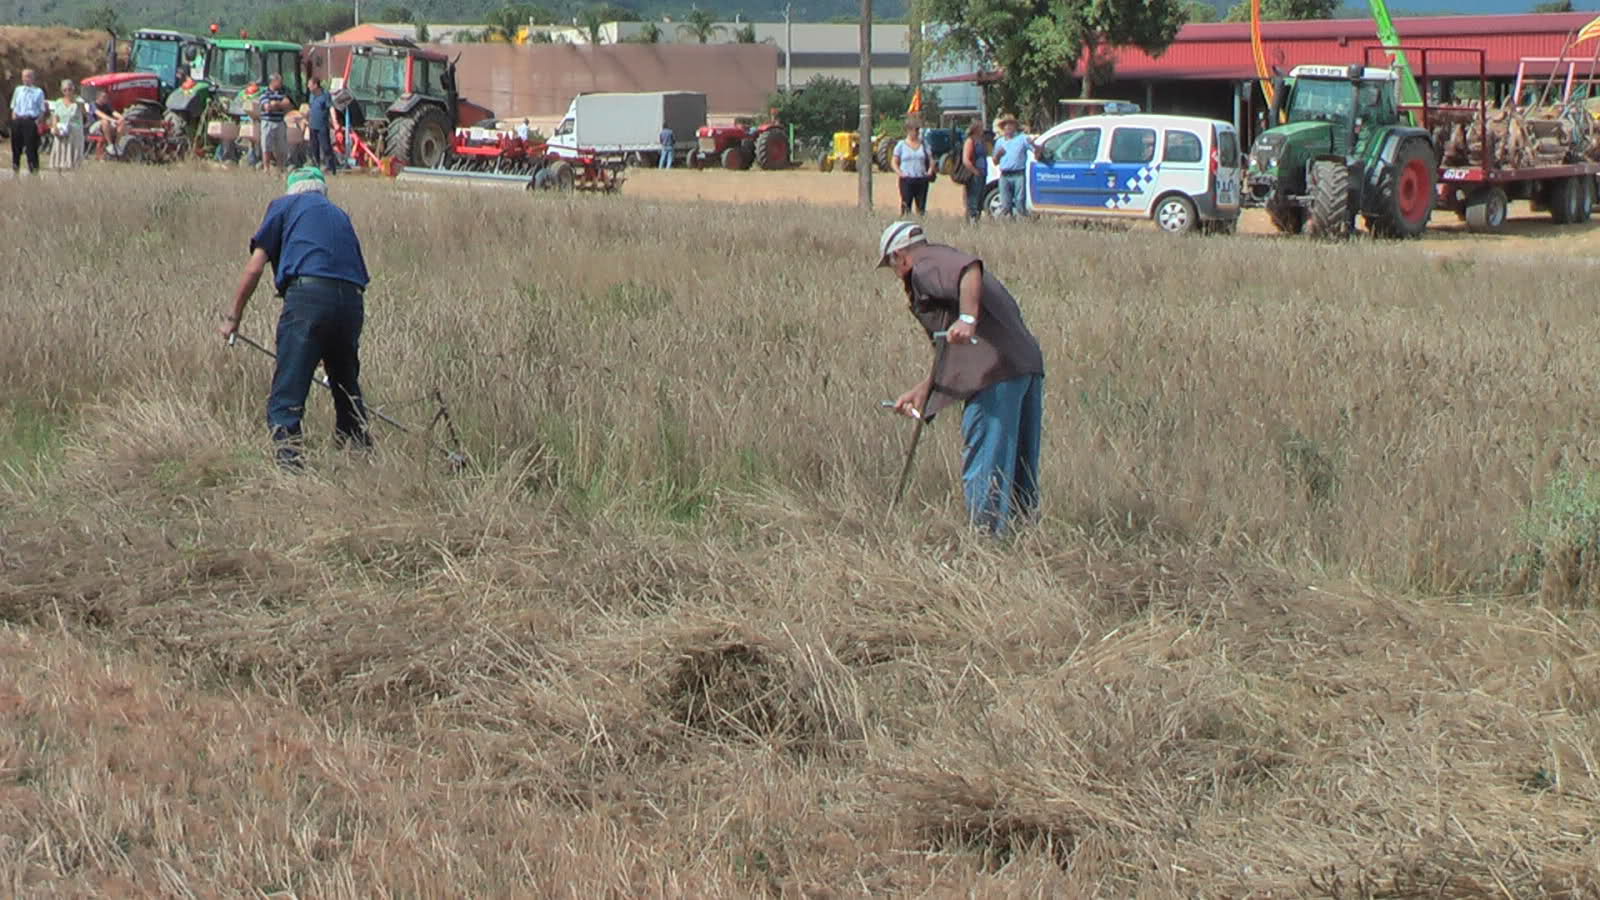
[1,167,1598,897]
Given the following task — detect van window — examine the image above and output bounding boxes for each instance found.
[1040,127,1101,163]
[1163,130,1202,163]
[1217,129,1239,167]
[1110,127,1157,163]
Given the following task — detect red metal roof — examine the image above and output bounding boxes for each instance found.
[1098,12,1600,80]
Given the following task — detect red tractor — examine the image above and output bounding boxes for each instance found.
[688,121,789,171]
[337,38,494,168]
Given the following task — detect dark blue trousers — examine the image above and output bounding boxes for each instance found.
[268,278,368,465]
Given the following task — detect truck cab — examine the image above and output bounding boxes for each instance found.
[1246,64,1435,237]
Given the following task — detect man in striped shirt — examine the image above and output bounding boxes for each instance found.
[257,73,292,171]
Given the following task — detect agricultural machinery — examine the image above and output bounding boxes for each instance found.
[79,29,212,146]
[433,127,626,192]
[688,122,789,170]
[200,38,307,161]
[336,38,493,169]
[1245,62,1437,237]
[816,131,890,173]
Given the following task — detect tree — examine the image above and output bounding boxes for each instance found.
[920,0,1185,120]
[733,22,758,42]
[251,2,355,43]
[418,22,431,41]
[1182,0,1219,22]
[1532,0,1574,11]
[1223,0,1338,21]
[678,8,726,43]
[622,22,665,42]
[576,7,608,43]
[76,3,123,34]
[378,4,414,22]
[592,3,642,20]
[766,74,858,142]
[872,83,943,125]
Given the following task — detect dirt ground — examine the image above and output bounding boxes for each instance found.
[622,166,1600,255]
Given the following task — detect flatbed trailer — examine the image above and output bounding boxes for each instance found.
[1384,46,1600,232]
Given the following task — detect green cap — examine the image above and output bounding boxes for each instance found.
[285,164,327,194]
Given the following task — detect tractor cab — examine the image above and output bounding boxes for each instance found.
[80,30,210,119]
[208,40,307,117]
[1245,64,1435,238]
[340,39,493,167]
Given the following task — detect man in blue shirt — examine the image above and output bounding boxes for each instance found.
[219,165,372,468]
[658,122,674,169]
[9,68,45,175]
[990,113,1030,219]
[305,77,338,174]
[257,73,292,171]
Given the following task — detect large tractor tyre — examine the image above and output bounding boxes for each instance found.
[1152,194,1198,234]
[842,156,857,173]
[1579,176,1595,223]
[874,140,893,172]
[536,160,576,191]
[1266,201,1306,234]
[1463,186,1508,232]
[1369,140,1436,239]
[938,152,958,176]
[1307,160,1351,238]
[738,138,756,170]
[116,135,151,164]
[386,106,451,169]
[816,151,834,173]
[1551,176,1585,224]
[753,128,788,170]
[721,146,747,170]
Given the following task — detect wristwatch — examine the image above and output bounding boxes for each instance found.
[958,314,977,326]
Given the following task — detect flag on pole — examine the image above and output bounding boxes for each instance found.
[907,88,922,115]
[1578,14,1600,43]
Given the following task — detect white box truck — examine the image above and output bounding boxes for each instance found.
[547,91,708,165]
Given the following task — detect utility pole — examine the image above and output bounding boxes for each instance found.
[857,0,872,209]
[354,0,360,26]
[784,3,793,93]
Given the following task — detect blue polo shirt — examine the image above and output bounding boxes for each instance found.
[307,91,332,132]
[250,192,370,295]
[994,133,1030,174]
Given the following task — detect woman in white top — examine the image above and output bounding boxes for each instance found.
[891,121,934,216]
[45,79,87,171]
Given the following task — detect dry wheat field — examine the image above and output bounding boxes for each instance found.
[2,167,1599,897]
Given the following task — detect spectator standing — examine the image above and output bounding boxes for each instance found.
[892,121,934,216]
[960,122,991,223]
[257,74,292,171]
[306,78,337,173]
[9,68,45,175]
[45,79,88,171]
[516,118,530,141]
[658,122,674,169]
[990,113,1030,219]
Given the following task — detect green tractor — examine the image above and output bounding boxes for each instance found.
[194,38,306,160]
[1245,64,1438,238]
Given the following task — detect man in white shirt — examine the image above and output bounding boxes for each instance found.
[9,68,46,175]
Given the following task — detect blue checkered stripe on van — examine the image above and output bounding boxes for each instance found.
[1107,162,1162,210]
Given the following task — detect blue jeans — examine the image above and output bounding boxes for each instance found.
[268,278,369,466]
[960,374,1043,535]
[659,145,673,168]
[999,171,1027,217]
[965,166,988,221]
[310,128,338,172]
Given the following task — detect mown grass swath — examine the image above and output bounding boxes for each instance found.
[0,169,1596,895]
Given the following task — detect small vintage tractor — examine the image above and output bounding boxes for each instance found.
[1244,63,1437,238]
[817,130,896,173]
[688,121,789,170]
[338,38,494,169]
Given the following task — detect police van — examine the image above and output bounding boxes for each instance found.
[984,112,1243,234]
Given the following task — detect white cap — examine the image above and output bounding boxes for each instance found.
[876,220,927,268]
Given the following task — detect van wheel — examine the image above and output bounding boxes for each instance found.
[984,183,1002,218]
[1154,195,1198,234]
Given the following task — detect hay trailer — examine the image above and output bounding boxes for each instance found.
[1423,48,1600,231]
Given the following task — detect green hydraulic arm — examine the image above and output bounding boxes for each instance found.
[1369,0,1423,123]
